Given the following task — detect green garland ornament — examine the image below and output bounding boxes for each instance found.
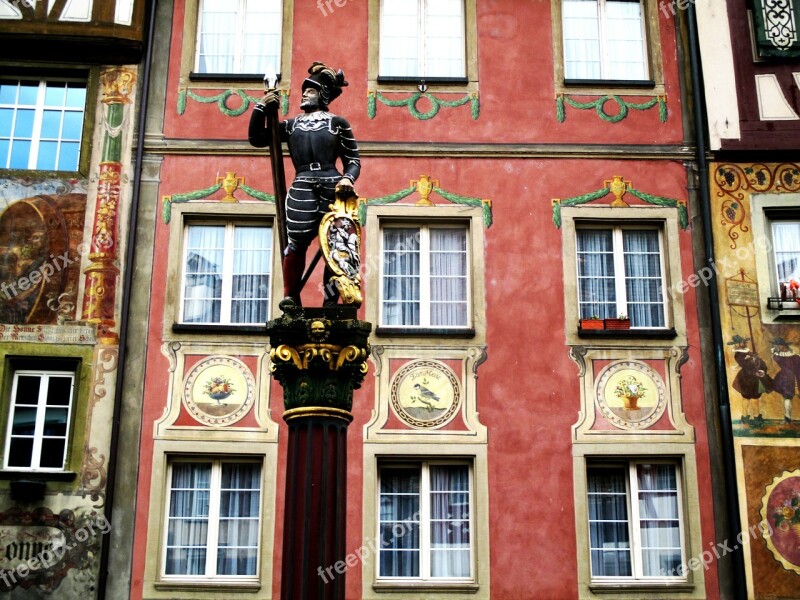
[177,88,289,117]
[556,94,667,124]
[163,182,275,223]
[368,90,479,120]
[358,183,493,228]
[552,183,686,229]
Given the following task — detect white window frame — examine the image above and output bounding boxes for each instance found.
[0,77,87,171]
[576,223,668,328]
[376,460,475,583]
[587,460,686,583]
[161,458,263,582]
[561,0,650,81]
[767,215,800,295]
[3,369,75,472]
[179,221,272,325]
[193,0,283,75]
[378,0,466,79]
[379,223,471,330]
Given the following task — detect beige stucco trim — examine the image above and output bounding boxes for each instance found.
[551,0,665,96]
[367,0,478,93]
[561,204,687,348]
[572,443,706,600]
[750,192,800,324]
[360,443,490,600]
[142,439,278,600]
[161,200,280,342]
[178,0,294,90]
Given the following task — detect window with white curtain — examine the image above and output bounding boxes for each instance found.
[181,222,272,325]
[576,225,666,328]
[0,78,87,171]
[3,369,75,471]
[380,0,466,78]
[195,0,282,75]
[381,225,469,328]
[163,460,262,578]
[587,461,685,580]
[562,0,648,80]
[378,462,472,580]
[771,220,800,291]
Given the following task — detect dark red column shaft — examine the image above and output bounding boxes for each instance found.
[281,413,350,600]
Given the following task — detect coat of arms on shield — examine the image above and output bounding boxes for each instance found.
[319,188,363,307]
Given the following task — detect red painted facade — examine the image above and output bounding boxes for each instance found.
[129,1,721,598]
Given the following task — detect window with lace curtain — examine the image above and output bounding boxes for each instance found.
[576,225,667,328]
[379,0,466,79]
[770,219,800,293]
[194,0,282,75]
[562,0,649,81]
[380,225,470,329]
[378,461,473,581]
[162,460,262,579]
[180,222,272,325]
[587,461,685,580]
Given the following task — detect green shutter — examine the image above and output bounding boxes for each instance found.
[752,0,800,57]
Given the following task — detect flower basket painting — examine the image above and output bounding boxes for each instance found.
[183,356,255,426]
[614,375,647,409]
[761,470,800,575]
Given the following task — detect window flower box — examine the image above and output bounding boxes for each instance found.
[579,318,605,330]
[603,318,631,330]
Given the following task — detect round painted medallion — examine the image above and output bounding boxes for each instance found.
[390,360,460,429]
[760,469,800,575]
[595,361,666,430]
[182,355,255,426]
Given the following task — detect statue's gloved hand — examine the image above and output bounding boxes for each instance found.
[256,91,280,108]
[335,178,355,196]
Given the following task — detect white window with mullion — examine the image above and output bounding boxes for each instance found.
[562,0,648,81]
[381,225,469,329]
[379,0,466,78]
[4,370,74,471]
[195,0,282,75]
[163,460,262,579]
[180,222,272,325]
[587,461,685,581]
[771,220,800,293]
[0,78,86,171]
[378,462,473,581]
[577,225,667,328]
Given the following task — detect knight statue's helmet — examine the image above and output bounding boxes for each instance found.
[302,62,348,108]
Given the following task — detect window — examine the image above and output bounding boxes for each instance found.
[587,461,684,580]
[194,0,282,75]
[378,462,472,581]
[770,219,800,293]
[381,225,469,328]
[180,222,272,325]
[3,369,75,471]
[0,78,87,171]
[163,459,262,578]
[379,0,466,78]
[577,225,666,328]
[562,0,648,80]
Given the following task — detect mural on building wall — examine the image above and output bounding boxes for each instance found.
[0,180,87,326]
[711,163,800,597]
